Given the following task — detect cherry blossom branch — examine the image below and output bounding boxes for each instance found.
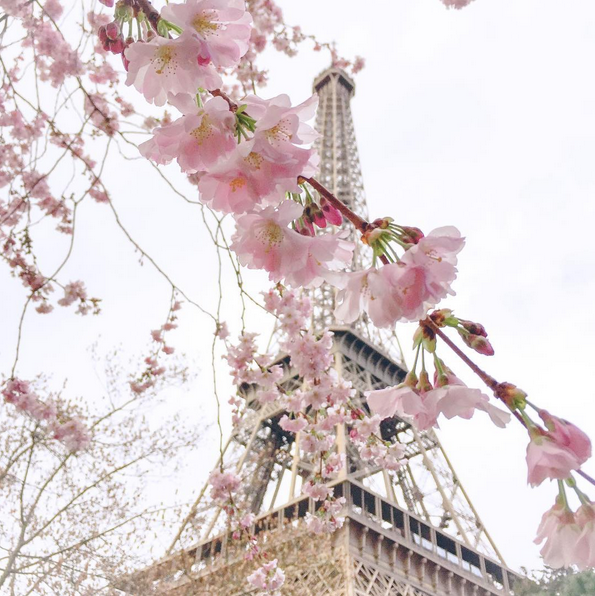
[301,177,368,233]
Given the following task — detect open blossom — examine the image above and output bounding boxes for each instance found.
[539,410,592,466]
[534,501,582,568]
[162,0,252,68]
[526,433,583,487]
[366,382,509,430]
[400,226,464,309]
[51,418,91,452]
[139,95,236,172]
[230,201,353,287]
[279,415,308,433]
[576,502,595,570]
[198,141,311,214]
[209,469,241,502]
[302,480,330,501]
[125,35,222,106]
[244,93,318,164]
[247,559,285,593]
[335,227,464,327]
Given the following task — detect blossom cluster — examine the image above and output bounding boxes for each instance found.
[535,497,595,569]
[2,379,90,452]
[0,0,128,318]
[130,299,182,395]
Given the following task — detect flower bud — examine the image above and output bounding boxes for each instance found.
[400,226,424,244]
[461,333,494,356]
[459,319,487,337]
[295,217,315,237]
[495,382,527,410]
[105,21,120,40]
[320,196,342,226]
[304,204,326,228]
[404,371,418,388]
[418,370,433,393]
[413,325,436,353]
[115,1,134,21]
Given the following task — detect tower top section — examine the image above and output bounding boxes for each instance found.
[313,67,356,98]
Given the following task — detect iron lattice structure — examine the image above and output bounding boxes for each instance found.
[121,68,520,595]
[307,68,405,366]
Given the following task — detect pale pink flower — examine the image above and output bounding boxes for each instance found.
[302,480,330,501]
[400,226,464,309]
[231,201,353,288]
[434,385,510,428]
[239,512,255,529]
[576,503,595,570]
[244,93,318,164]
[125,35,222,106]
[539,410,592,466]
[365,385,411,420]
[139,95,236,172]
[366,382,509,430]
[209,469,241,502]
[247,559,285,592]
[353,414,381,439]
[534,501,581,568]
[198,141,308,213]
[279,415,308,433]
[52,418,91,452]
[162,0,252,67]
[283,330,333,380]
[526,434,582,487]
[57,281,87,309]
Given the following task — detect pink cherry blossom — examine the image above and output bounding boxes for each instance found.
[399,225,465,313]
[247,559,285,592]
[576,502,595,570]
[539,410,592,466]
[279,415,308,433]
[302,480,330,501]
[441,0,475,9]
[366,385,411,419]
[125,35,222,106]
[526,434,582,487]
[198,141,309,213]
[139,95,236,172]
[231,201,353,287]
[51,418,91,452]
[534,501,582,568]
[366,381,509,430]
[244,93,318,165]
[209,469,241,502]
[162,0,252,68]
[282,330,334,380]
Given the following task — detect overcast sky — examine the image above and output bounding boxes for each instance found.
[2,0,595,574]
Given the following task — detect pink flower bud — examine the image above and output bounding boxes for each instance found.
[105,21,120,41]
[320,196,342,226]
[99,0,114,6]
[539,410,592,465]
[459,319,488,337]
[400,226,424,244]
[295,217,315,237]
[304,204,327,228]
[461,332,494,355]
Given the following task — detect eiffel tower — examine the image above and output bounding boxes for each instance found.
[122,68,520,595]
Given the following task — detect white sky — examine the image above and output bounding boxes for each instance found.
[2,0,595,575]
